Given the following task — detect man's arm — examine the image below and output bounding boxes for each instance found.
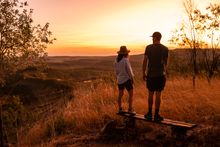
[163,48,169,75]
[142,55,148,80]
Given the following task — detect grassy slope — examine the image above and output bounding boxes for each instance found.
[18,51,220,146]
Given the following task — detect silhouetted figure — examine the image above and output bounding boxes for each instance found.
[142,32,169,121]
[114,46,135,115]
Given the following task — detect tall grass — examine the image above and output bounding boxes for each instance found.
[64,80,119,133]
[63,76,220,132]
[19,76,220,145]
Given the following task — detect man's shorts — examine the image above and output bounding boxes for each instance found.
[118,79,133,91]
[146,76,166,92]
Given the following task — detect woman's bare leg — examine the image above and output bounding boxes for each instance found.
[128,89,133,110]
[118,89,124,109]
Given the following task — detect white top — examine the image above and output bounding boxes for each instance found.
[114,57,134,84]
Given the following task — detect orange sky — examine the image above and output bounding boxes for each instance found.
[27,0,219,56]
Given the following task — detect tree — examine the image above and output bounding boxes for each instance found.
[199,4,220,83]
[0,0,55,85]
[169,0,220,86]
[169,0,199,88]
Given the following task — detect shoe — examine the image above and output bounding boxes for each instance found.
[154,114,164,122]
[144,112,152,120]
[128,109,136,115]
[118,108,124,114]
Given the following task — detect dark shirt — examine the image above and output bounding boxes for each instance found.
[144,44,168,77]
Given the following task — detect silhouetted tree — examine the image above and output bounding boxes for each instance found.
[169,0,220,86]
[198,4,220,83]
[0,0,55,85]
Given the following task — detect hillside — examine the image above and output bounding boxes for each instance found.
[1,48,220,146]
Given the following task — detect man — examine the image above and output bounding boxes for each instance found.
[142,32,168,121]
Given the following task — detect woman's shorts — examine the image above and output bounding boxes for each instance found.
[146,76,166,92]
[118,79,133,91]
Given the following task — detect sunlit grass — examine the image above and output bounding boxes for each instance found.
[63,76,220,132]
[19,76,220,145]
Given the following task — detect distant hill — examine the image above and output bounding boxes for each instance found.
[46,48,220,76]
[45,48,192,70]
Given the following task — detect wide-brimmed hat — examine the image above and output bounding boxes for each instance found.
[150,31,162,39]
[117,46,130,54]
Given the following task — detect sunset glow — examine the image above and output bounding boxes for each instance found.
[27,0,219,56]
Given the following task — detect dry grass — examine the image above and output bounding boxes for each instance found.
[19,76,220,146]
[62,76,220,132]
[64,81,118,133]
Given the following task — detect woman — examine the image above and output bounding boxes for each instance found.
[114,46,135,114]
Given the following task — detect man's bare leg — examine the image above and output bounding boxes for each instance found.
[148,91,154,113]
[155,91,161,110]
[154,91,163,121]
[145,90,154,119]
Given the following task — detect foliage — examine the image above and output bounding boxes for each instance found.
[2,96,24,126]
[1,96,24,143]
[169,0,220,85]
[0,0,55,84]
[169,1,220,49]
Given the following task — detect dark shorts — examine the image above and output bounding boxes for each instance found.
[146,76,166,92]
[118,79,133,91]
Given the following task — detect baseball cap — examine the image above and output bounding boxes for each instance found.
[150,32,162,39]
